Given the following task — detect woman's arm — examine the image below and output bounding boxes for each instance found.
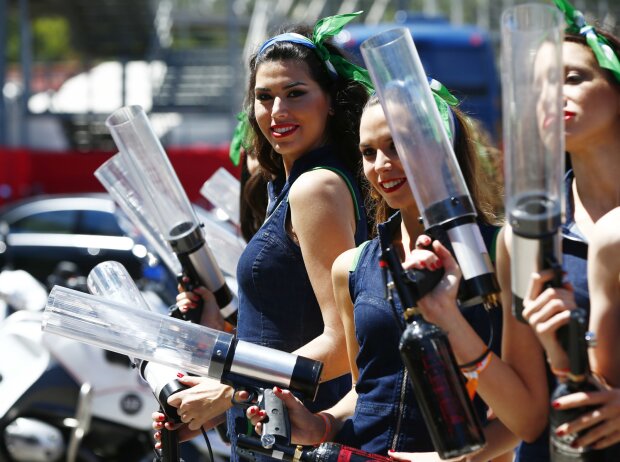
[588,207,620,387]
[288,169,359,380]
[332,248,362,385]
[411,232,550,441]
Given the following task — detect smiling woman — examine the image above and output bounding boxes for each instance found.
[254,60,332,167]
[151,12,373,462]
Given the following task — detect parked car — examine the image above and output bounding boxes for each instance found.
[0,194,149,283]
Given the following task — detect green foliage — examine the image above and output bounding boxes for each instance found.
[6,13,75,63]
[32,16,74,61]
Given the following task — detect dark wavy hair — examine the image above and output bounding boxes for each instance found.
[362,95,501,232]
[246,24,369,180]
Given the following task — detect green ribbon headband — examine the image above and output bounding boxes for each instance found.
[229,111,251,167]
[312,11,375,93]
[554,0,620,83]
[257,11,375,94]
[428,78,459,142]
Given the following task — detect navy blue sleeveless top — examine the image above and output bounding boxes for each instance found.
[229,146,368,461]
[515,170,590,462]
[336,211,502,454]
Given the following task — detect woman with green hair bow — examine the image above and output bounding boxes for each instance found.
[153,11,373,461]
[507,1,620,461]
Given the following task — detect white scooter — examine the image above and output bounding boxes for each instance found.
[0,267,220,462]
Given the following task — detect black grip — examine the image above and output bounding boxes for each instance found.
[260,388,290,448]
[171,272,204,324]
[403,267,445,306]
[557,307,589,372]
[380,238,445,310]
[157,406,182,462]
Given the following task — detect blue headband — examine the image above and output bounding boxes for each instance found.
[254,12,375,94]
[257,32,338,78]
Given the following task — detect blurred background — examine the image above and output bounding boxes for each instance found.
[0,0,618,206]
[0,2,618,461]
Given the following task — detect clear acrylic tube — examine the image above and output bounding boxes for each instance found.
[105,106,200,242]
[104,107,235,321]
[501,4,565,237]
[94,154,182,276]
[87,260,152,311]
[360,27,475,228]
[200,167,241,227]
[42,285,226,377]
[43,285,323,398]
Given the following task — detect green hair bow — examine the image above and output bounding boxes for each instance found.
[229,111,251,167]
[312,11,375,94]
[554,0,620,83]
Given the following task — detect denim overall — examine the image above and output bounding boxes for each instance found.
[229,146,368,461]
[336,211,502,455]
[514,170,593,462]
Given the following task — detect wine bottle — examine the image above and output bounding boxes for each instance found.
[236,435,394,462]
[399,309,486,459]
[549,308,619,461]
[379,235,486,459]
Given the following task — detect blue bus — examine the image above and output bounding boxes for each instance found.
[335,15,501,142]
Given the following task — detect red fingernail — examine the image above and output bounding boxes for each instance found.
[274,387,282,393]
[157,415,165,422]
[556,429,565,436]
[419,261,426,268]
[551,401,561,408]
[177,372,184,378]
[249,408,256,415]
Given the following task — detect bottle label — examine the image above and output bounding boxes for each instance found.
[421,347,466,432]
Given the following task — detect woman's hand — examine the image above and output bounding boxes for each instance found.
[521,269,577,370]
[403,238,462,329]
[245,387,328,445]
[552,386,620,449]
[166,376,235,430]
[151,375,237,449]
[152,412,203,449]
[176,280,225,330]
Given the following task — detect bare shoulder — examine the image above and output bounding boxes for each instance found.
[332,248,358,277]
[288,168,352,206]
[592,207,620,251]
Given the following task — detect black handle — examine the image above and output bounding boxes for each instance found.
[382,241,445,310]
[155,406,183,462]
[169,272,204,324]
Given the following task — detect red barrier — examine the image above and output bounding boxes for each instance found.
[0,145,239,207]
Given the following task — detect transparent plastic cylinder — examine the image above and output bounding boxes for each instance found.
[360,27,475,227]
[105,105,200,242]
[87,260,152,311]
[200,167,241,227]
[501,4,565,237]
[95,154,182,276]
[42,286,227,377]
